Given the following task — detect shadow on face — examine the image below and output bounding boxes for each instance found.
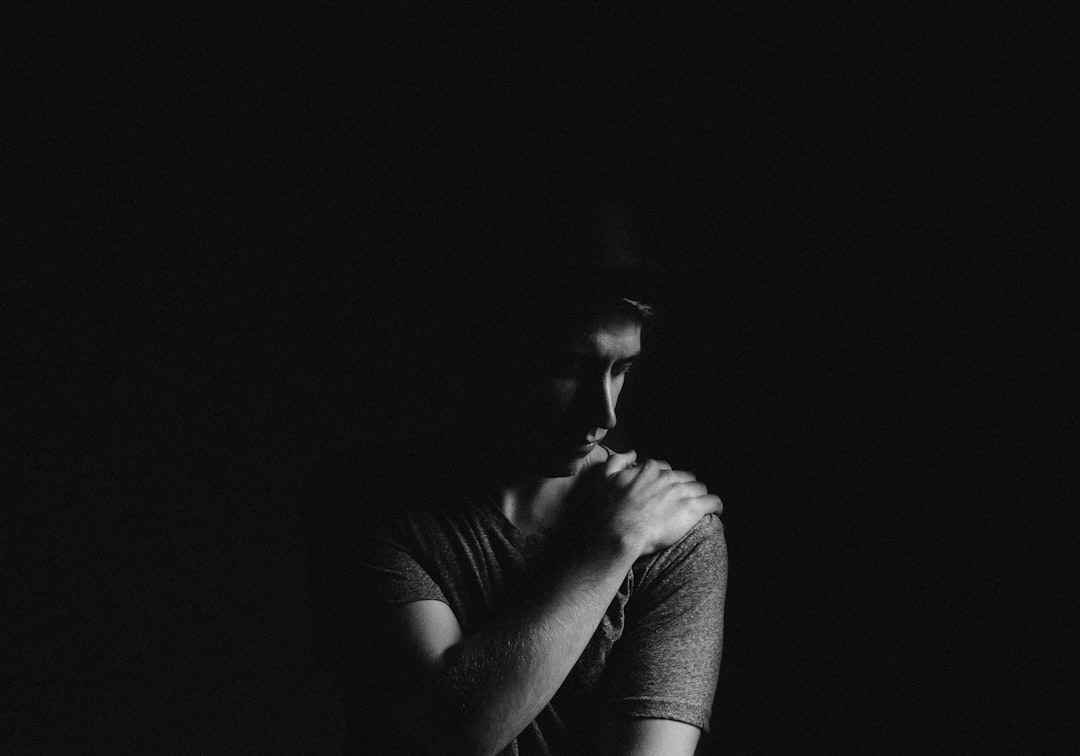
[471,308,644,477]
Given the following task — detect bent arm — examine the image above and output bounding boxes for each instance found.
[387,534,640,756]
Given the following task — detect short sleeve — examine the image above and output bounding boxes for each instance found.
[603,514,728,731]
[309,507,449,675]
[358,532,449,606]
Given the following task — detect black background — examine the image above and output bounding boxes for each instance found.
[9,4,1073,753]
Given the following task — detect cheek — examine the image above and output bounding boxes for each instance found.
[545,378,578,413]
[518,378,576,424]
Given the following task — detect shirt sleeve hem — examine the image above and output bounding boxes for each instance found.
[379,594,450,606]
[610,700,712,732]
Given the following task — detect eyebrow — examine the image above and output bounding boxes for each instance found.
[563,348,641,366]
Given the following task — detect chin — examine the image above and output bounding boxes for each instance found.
[537,459,583,478]
[536,448,600,478]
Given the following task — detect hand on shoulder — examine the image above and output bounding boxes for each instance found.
[583,449,724,558]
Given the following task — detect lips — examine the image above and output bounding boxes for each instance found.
[571,435,604,454]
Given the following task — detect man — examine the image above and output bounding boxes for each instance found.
[308,208,727,755]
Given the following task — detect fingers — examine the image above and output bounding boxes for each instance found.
[604,449,638,477]
[697,494,724,517]
[604,453,681,477]
[618,463,698,494]
[677,480,709,499]
[602,454,721,517]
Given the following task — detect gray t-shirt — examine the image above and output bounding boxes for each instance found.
[316,451,727,755]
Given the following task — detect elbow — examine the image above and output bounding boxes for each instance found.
[415,694,511,756]
[416,664,519,756]
[430,701,521,756]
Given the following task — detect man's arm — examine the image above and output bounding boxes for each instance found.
[388,539,640,755]
[600,719,702,756]
[377,451,722,756]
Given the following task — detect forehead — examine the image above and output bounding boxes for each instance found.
[561,313,642,360]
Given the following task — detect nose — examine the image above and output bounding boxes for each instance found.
[582,373,618,431]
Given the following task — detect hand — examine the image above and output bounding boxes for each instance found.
[592,450,723,557]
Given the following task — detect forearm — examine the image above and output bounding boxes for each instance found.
[430,533,640,755]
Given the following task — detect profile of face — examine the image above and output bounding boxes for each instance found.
[494,311,643,477]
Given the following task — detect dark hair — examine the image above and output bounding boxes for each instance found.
[422,163,659,365]
[611,297,654,324]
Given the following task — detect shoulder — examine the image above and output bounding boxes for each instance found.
[660,513,726,556]
[675,514,727,569]
[686,512,725,541]
[635,514,727,586]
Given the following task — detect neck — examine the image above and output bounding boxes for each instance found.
[495,476,578,537]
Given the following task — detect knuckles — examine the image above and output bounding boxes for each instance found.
[678,481,708,498]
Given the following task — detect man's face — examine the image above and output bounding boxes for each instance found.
[500,311,642,477]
